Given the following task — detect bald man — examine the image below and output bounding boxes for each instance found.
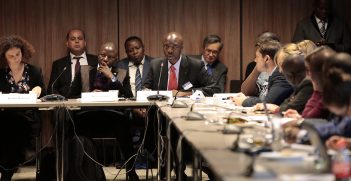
[143,32,220,96]
[91,42,133,97]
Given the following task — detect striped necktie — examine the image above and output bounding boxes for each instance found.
[135,64,142,96]
[320,20,326,38]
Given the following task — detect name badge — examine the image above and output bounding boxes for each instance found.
[182,82,193,90]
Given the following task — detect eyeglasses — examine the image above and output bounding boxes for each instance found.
[204,48,219,56]
[98,54,118,60]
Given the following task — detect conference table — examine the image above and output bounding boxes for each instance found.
[156,101,334,181]
[0,98,335,181]
[0,99,152,181]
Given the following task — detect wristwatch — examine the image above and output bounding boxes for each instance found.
[111,75,117,83]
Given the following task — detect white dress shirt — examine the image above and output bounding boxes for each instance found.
[70,52,88,82]
[128,56,145,94]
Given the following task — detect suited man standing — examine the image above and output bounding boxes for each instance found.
[143,32,220,96]
[191,35,228,93]
[48,28,98,98]
[118,36,153,98]
[292,0,351,53]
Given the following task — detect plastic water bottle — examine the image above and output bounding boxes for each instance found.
[332,139,351,181]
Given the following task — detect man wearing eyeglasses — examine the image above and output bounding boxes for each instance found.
[191,35,228,92]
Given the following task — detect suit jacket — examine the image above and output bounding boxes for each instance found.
[315,116,351,142]
[118,55,153,84]
[48,54,98,98]
[292,14,351,53]
[191,55,228,93]
[90,65,133,98]
[242,68,294,107]
[143,55,220,96]
[279,78,313,113]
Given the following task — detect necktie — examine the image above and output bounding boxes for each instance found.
[74,56,82,74]
[167,65,177,90]
[320,20,326,38]
[135,65,142,95]
[206,64,213,75]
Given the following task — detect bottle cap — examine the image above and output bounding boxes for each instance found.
[336,139,348,149]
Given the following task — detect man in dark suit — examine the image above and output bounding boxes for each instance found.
[74,42,139,181]
[191,35,228,93]
[118,36,153,98]
[232,40,293,107]
[143,32,220,96]
[292,0,351,53]
[48,29,98,98]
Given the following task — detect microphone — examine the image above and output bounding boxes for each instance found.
[147,62,169,101]
[40,66,67,102]
[185,103,204,120]
[171,90,188,108]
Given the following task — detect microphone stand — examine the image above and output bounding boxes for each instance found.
[147,62,169,101]
[41,67,67,101]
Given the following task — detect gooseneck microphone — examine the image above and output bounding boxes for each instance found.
[40,66,67,102]
[157,62,164,95]
[147,62,169,101]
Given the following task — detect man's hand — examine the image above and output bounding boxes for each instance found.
[98,61,114,79]
[230,92,247,106]
[254,103,280,114]
[283,109,302,119]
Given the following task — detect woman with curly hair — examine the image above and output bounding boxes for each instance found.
[0,35,45,180]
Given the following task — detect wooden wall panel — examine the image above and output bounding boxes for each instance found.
[242,0,313,77]
[119,0,241,91]
[1,0,351,92]
[0,0,118,85]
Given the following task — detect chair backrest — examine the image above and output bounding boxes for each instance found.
[230,80,242,93]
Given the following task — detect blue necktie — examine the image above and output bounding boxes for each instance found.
[206,64,213,75]
[135,65,142,96]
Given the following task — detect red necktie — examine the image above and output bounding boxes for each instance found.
[167,65,178,90]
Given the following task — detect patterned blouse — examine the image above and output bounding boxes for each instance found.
[5,63,31,93]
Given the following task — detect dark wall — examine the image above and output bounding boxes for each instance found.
[1,0,350,92]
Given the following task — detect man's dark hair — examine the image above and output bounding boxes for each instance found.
[255,31,280,47]
[124,36,144,50]
[66,28,86,40]
[202,35,223,51]
[257,40,281,60]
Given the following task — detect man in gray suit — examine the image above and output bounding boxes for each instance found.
[292,0,351,53]
[192,35,228,92]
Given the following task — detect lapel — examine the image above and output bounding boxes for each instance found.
[178,55,189,89]
[142,56,151,83]
[310,15,324,38]
[64,56,73,85]
[159,59,169,90]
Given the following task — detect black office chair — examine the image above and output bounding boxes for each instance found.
[230,80,242,93]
